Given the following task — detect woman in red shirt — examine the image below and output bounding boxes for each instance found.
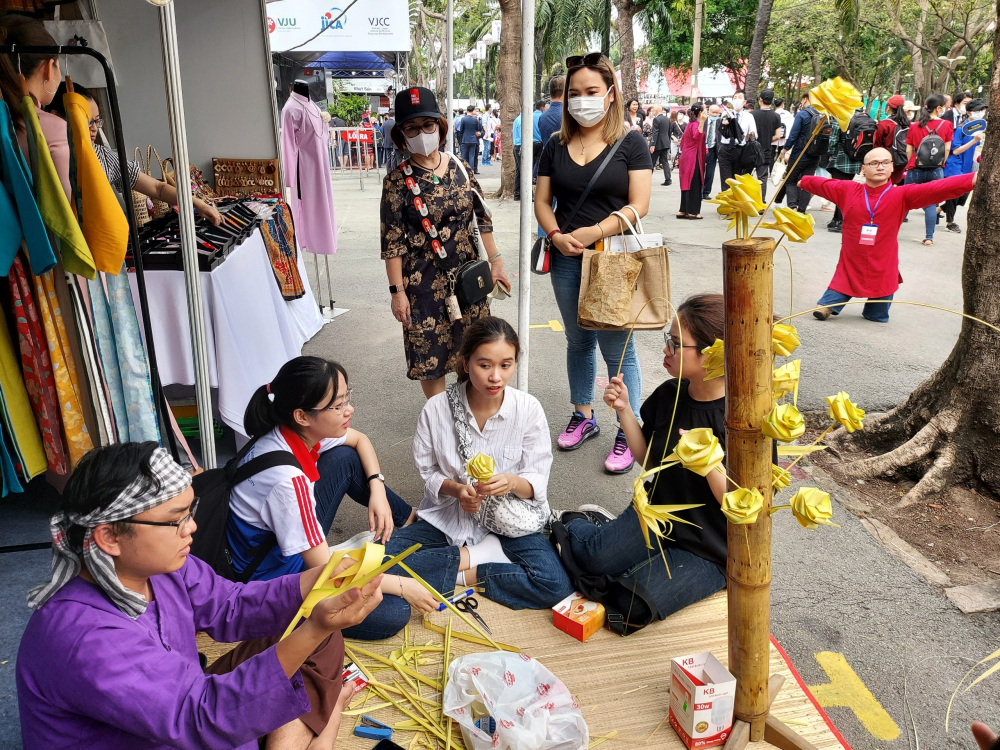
[904,94,953,245]
[874,95,911,186]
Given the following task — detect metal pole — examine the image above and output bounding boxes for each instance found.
[447,0,455,154]
[516,0,535,391]
[157,2,217,469]
[692,0,703,100]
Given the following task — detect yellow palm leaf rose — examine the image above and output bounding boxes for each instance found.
[466,453,496,482]
[701,339,725,381]
[772,359,801,404]
[772,323,800,357]
[772,464,791,493]
[826,391,865,433]
[706,175,766,235]
[808,77,863,133]
[666,427,725,477]
[789,487,838,529]
[760,207,815,243]
[762,403,806,442]
[721,487,765,525]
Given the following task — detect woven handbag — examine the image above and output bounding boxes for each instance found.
[147,145,172,220]
[129,147,150,227]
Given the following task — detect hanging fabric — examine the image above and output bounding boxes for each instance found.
[0,180,22,268]
[280,93,338,255]
[34,272,94,468]
[0,421,24,497]
[66,279,115,447]
[64,91,128,275]
[8,255,67,476]
[81,277,128,442]
[260,201,306,300]
[0,101,57,276]
[19,96,95,279]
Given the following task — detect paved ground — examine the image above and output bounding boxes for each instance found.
[0,160,995,748]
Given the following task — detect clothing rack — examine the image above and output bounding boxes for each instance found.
[0,42,179,461]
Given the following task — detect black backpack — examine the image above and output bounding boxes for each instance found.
[844,112,877,161]
[189,439,301,583]
[915,121,947,168]
[718,110,744,143]
[550,521,661,636]
[891,123,909,166]
[805,110,832,157]
[739,137,766,173]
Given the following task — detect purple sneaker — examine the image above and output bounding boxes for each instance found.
[557,411,600,450]
[604,429,634,473]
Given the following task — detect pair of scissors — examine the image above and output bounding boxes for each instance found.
[454,596,492,635]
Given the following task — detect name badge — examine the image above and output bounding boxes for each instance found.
[859,223,878,246]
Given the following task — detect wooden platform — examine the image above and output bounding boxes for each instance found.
[199,591,850,749]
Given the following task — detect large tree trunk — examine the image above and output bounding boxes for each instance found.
[828,6,1000,507]
[494,0,522,199]
[600,0,612,56]
[614,0,639,103]
[742,0,774,103]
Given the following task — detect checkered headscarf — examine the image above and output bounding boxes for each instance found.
[27,448,192,619]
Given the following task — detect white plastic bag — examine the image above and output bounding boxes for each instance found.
[443,652,588,750]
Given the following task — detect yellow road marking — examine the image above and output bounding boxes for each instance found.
[808,652,900,741]
[529,320,564,332]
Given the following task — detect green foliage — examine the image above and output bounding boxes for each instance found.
[646,0,755,83]
[328,93,369,126]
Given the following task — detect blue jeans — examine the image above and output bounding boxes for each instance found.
[549,250,642,419]
[817,288,894,323]
[314,445,414,533]
[565,506,726,619]
[344,520,574,641]
[459,142,478,171]
[905,167,944,240]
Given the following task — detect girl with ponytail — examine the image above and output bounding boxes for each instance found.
[904,92,952,246]
[228,357,423,602]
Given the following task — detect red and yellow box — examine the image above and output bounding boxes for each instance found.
[552,592,605,642]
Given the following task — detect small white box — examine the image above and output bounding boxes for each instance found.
[668,651,737,749]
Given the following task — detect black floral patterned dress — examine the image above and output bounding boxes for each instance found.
[380,157,493,381]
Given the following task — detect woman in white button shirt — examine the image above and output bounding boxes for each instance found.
[349,317,574,641]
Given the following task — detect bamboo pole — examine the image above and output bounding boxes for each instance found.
[723,236,776,741]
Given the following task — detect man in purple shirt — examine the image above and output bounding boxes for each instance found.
[17,442,383,750]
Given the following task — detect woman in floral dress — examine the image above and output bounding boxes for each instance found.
[381,87,509,398]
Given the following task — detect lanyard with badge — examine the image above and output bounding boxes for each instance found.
[860,184,892,246]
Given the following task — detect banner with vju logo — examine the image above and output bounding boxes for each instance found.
[266,0,410,52]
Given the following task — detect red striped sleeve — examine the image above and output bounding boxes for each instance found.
[294,475,323,548]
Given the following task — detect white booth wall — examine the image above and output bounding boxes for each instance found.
[94,0,278,176]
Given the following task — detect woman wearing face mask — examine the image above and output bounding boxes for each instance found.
[535,52,653,475]
[942,98,987,233]
[904,93,954,246]
[381,87,510,399]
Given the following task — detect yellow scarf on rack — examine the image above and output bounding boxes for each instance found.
[64,92,128,275]
[0,307,47,481]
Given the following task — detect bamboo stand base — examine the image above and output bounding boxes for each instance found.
[722,674,819,750]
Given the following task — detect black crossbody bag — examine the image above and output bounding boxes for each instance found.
[531,133,629,275]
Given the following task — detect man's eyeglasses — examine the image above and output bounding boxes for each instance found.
[125,497,199,535]
[311,388,353,415]
[401,120,439,138]
[663,332,701,356]
[88,116,104,130]
[863,159,892,168]
[566,52,605,71]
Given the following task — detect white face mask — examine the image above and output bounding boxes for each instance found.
[732,98,745,111]
[958,104,967,114]
[568,89,613,127]
[969,110,986,120]
[405,129,440,157]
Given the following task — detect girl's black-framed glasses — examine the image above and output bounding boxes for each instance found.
[663,332,700,356]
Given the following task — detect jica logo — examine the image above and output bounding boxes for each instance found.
[267,17,297,33]
[321,8,346,31]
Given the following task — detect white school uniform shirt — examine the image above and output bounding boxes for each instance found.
[412,384,552,547]
[718,107,758,147]
[229,425,346,556]
[776,108,795,147]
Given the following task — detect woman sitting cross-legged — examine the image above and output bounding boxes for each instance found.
[552,294,730,621]
[348,316,575,641]
[226,357,439,614]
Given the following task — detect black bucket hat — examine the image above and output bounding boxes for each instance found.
[394,87,442,124]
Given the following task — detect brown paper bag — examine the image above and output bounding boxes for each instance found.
[578,245,671,331]
[578,251,642,328]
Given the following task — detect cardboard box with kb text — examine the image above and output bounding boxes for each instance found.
[668,651,736,749]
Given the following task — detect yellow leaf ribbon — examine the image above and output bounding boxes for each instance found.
[701,339,724,381]
[721,487,765,525]
[771,487,839,529]
[808,76,864,133]
[705,174,765,238]
[760,207,815,243]
[826,391,865,432]
[772,463,791,493]
[762,403,806,442]
[465,452,495,482]
[632,466,703,550]
[772,323,801,357]
[777,444,827,457]
[772,359,801,406]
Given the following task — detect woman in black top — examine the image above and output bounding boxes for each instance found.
[555,294,729,622]
[535,53,653,476]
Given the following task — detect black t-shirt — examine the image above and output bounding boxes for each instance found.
[537,129,652,234]
[640,379,728,570]
[751,108,782,148]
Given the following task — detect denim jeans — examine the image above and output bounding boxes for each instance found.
[905,167,944,240]
[817,288,894,323]
[344,520,574,641]
[565,506,726,619]
[313,445,414,533]
[459,142,478,171]
[549,250,642,419]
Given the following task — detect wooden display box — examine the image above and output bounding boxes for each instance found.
[212,158,280,198]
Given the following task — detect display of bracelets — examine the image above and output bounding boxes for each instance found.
[212,158,279,195]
